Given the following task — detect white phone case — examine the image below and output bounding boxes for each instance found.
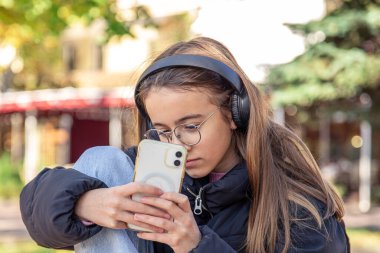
[128,139,187,232]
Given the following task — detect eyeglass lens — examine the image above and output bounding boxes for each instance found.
[145,125,201,146]
[144,107,220,146]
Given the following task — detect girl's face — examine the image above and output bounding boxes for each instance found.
[144,87,240,178]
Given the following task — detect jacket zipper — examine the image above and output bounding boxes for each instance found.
[186,187,212,217]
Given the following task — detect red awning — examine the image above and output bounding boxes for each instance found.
[0,87,135,113]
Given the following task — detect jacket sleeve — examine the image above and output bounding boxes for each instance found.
[20,167,108,249]
[190,226,240,253]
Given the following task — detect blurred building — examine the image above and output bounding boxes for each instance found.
[283,95,380,207]
[0,1,198,182]
[0,87,138,181]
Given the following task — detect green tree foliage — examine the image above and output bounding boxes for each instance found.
[0,0,154,90]
[0,152,22,198]
[266,0,380,107]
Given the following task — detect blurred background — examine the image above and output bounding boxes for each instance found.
[0,0,379,252]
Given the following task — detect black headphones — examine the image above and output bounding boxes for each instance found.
[134,54,250,131]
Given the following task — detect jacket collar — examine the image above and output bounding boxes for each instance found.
[183,161,251,214]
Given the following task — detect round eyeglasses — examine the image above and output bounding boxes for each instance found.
[144,108,220,146]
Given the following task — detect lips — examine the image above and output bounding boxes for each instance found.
[186,158,200,168]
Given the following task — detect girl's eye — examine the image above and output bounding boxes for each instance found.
[184,124,199,130]
[158,129,171,135]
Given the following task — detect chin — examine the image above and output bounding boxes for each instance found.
[185,169,209,179]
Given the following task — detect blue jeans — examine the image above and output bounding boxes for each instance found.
[72,146,155,253]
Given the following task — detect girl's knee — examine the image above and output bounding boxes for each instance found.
[73,146,135,186]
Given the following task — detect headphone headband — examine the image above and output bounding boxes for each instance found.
[136,54,244,95]
[134,54,250,132]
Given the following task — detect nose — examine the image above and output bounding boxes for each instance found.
[170,133,192,152]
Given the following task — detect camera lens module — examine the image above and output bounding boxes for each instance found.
[165,148,186,168]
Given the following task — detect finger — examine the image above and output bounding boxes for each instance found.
[137,232,171,245]
[116,211,164,232]
[139,197,183,218]
[160,192,191,212]
[127,220,165,233]
[134,213,174,232]
[122,198,171,219]
[110,221,128,229]
[117,182,164,197]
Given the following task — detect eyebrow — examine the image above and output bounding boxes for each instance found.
[152,114,204,128]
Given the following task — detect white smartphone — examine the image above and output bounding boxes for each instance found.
[127,139,187,232]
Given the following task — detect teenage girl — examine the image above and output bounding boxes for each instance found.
[20,37,349,253]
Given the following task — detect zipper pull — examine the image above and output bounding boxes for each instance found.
[194,195,202,215]
[193,187,203,215]
[186,186,211,216]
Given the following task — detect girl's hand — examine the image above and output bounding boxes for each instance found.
[134,192,201,253]
[74,182,170,232]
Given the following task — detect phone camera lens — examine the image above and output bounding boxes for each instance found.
[174,160,181,166]
[175,151,182,158]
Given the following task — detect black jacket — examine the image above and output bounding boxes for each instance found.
[20,147,349,252]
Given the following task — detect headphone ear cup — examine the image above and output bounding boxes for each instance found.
[231,91,250,130]
[231,92,243,129]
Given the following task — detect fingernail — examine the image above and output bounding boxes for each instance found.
[134,214,142,220]
[165,214,171,219]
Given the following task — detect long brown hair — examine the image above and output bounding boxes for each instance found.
[135,37,344,253]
